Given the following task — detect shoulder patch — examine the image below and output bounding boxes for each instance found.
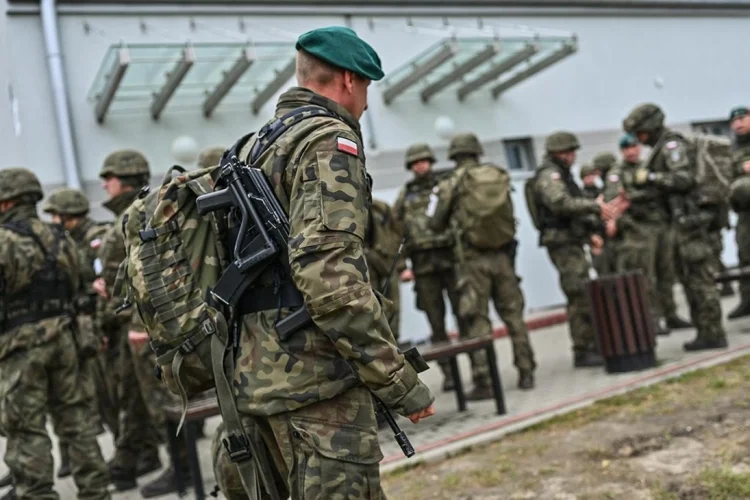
[608,174,619,183]
[550,172,561,180]
[665,141,679,150]
[90,238,102,249]
[336,137,358,156]
[744,160,750,170]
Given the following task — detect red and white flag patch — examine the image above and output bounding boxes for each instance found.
[90,238,102,249]
[336,137,358,156]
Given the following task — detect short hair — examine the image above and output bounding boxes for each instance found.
[295,50,340,87]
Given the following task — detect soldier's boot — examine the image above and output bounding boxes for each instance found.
[109,450,161,491]
[517,370,535,390]
[0,472,11,488]
[666,315,693,330]
[139,465,192,498]
[683,337,728,352]
[466,381,493,401]
[0,488,15,500]
[727,301,750,320]
[57,445,71,478]
[574,351,604,368]
[720,282,735,297]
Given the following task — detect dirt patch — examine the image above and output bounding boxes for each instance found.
[383,356,750,500]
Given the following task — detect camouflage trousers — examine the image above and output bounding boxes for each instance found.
[111,331,163,470]
[0,330,110,500]
[675,229,726,342]
[736,212,750,302]
[370,266,400,341]
[456,247,535,379]
[616,222,662,322]
[213,386,385,499]
[412,268,463,377]
[655,227,680,321]
[547,244,597,354]
[709,229,728,282]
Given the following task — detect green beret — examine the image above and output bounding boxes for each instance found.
[730,106,749,121]
[619,134,639,149]
[296,26,384,81]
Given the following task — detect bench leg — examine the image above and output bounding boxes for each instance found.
[485,345,507,415]
[449,356,467,412]
[166,420,188,497]
[185,421,206,500]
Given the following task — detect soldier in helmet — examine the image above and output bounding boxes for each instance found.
[529,132,624,367]
[727,106,750,319]
[197,146,225,169]
[623,103,727,351]
[593,152,617,186]
[431,133,536,393]
[93,150,164,491]
[42,188,114,479]
[0,168,111,499]
[365,198,403,339]
[580,163,601,199]
[580,162,612,276]
[394,143,464,391]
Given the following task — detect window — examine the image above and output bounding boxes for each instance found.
[503,137,536,172]
[691,120,731,138]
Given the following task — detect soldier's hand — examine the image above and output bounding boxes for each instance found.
[408,403,435,424]
[93,278,109,299]
[596,196,616,221]
[128,331,149,350]
[591,234,604,250]
[400,269,414,283]
[605,219,618,238]
[744,163,750,174]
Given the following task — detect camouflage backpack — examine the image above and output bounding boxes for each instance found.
[687,134,733,205]
[455,163,516,249]
[524,171,543,231]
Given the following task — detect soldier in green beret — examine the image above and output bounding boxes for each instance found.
[213,26,435,499]
[728,106,750,319]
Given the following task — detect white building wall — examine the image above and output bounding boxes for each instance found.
[1,7,746,342]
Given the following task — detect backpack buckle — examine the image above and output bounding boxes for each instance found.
[223,433,252,463]
[179,338,196,354]
[139,228,157,242]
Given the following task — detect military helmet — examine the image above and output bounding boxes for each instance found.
[404,143,436,169]
[197,146,225,169]
[623,103,665,134]
[730,176,750,212]
[0,167,43,203]
[545,131,580,153]
[99,149,150,179]
[42,187,90,216]
[579,163,598,179]
[448,133,484,160]
[592,152,617,173]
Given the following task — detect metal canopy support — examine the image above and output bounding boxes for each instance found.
[150,44,195,120]
[202,46,254,118]
[251,58,295,115]
[382,42,456,105]
[456,43,537,102]
[95,47,129,124]
[491,43,577,99]
[420,43,499,103]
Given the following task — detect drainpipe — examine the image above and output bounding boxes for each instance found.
[41,0,82,189]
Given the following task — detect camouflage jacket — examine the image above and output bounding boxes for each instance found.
[393,172,455,275]
[534,155,601,247]
[605,159,669,229]
[234,87,434,417]
[96,189,140,331]
[733,133,750,179]
[364,198,404,289]
[0,204,80,360]
[69,217,110,314]
[581,185,600,200]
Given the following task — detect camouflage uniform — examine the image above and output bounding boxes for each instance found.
[393,144,463,386]
[42,188,113,478]
[580,163,610,276]
[532,132,604,366]
[365,199,403,340]
[624,103,727,350]
[216,83,434,499]
[97,151,163,488]
[0,168,110,500]
[728,127,750,318]
[431,133,536,393]
[197,146,225,169]
[591,153,619,275]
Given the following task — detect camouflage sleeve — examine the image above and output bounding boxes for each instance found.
[429,174,458,233]
[602,165,624,202]
[734,150,750,179]
[536,169,600,217]
[97,224,132,326]
[288,127,434,417]
[654,140,695,193]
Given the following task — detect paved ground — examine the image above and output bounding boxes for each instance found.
[2,289,750,499]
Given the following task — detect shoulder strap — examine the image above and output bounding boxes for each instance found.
[1,220,49,258]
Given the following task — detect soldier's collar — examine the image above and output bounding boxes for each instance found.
[276,87,362,137]
[0,203,38,225]
[103,189,140,216]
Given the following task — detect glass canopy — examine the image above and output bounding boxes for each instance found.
[87,41,296,122]
[380,34,577,105]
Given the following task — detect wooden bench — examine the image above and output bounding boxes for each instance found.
[163,336,507,498]
[420,335,507,416]
[163,390,219,500]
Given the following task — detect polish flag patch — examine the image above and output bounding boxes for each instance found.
[336,137,358,156]
[90,238,102,249]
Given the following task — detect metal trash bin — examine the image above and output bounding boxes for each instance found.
[586,272,657,374]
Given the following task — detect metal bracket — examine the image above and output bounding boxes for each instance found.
[150,44,195,121]
[203,46,254,118]
[95,46,129,124]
